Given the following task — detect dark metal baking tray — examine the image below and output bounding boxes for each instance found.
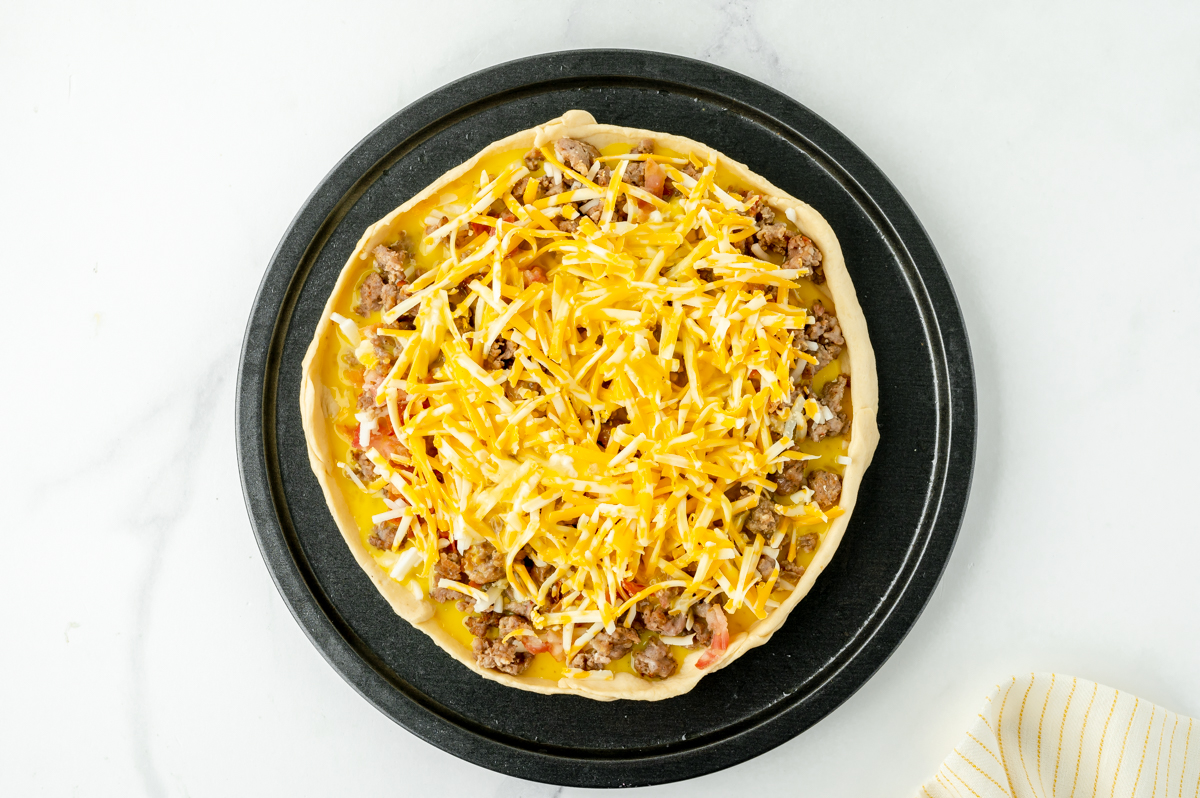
[236,49,975,788]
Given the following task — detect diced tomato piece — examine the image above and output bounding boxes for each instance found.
[522,635,550,654]
[370,432,405,460]
[522,265,547,286]
[696,604,729,669]
[644,159,666,198]
[536,630,565,662]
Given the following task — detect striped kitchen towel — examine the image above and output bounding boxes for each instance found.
[920,674,1200,798]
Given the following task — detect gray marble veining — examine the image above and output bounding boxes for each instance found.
[3,1,1199,795]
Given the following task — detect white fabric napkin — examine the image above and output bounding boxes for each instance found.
[920,674,1199,798]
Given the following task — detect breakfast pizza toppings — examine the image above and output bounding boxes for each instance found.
[472,635,533,676]
[633,638,678,679]
[303,112,877,697]
[569,627,640,671]
[323,134,857,678]
[808,471,843,510]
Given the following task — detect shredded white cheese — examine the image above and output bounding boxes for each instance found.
[389,547,424,581]
[330,312,361,346]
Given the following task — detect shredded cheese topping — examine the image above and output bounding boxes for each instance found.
[332,140,851,665]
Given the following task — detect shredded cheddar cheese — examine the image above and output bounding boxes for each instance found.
[330,139,853,671]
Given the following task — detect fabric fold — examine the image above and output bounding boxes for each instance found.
[920,674,1199,798]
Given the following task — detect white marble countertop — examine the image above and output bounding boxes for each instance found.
[4,1,1199,795]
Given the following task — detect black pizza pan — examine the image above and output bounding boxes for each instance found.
[236,49,975,788]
